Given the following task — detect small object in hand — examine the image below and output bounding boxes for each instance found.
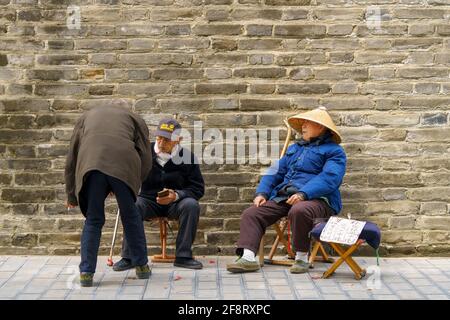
[158,189,170,198]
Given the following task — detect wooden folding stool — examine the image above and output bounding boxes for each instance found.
[260,218,295,266]
[107,214,176,266]
[309,239,367,280]
[150,217,176,263]
[310,219,382,280]
[260,219,335,267]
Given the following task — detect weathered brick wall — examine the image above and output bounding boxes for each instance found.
[1,0,450,256]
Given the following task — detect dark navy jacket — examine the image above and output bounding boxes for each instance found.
[256,135,347,214]
[139,142,205,202]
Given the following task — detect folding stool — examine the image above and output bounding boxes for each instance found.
[309,221,381,280]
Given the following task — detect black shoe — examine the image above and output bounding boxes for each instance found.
[112,258,133,272]
[174,257,203,270]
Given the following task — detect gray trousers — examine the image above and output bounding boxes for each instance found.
[121,196,200,259]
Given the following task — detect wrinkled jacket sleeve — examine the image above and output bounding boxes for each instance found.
[299,146,346,200]
[134,116,152,182]
[65,115,85,206]
[255,146,293,199]
[175,155,205,201]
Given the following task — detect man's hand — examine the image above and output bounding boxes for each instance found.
[157,189,177,205]
[253,195,267,207]
[66,200,78,209]
[286,193,304,206]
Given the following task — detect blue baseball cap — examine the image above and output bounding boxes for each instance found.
[154,118,182,140]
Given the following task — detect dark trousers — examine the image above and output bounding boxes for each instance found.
[78,170,148,273]
[121,196,200,259]
[237,200,334,254]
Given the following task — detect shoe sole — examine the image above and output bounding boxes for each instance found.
[290,269,308,274]
[80,281,93,287]
[113,265,134,272]
[173,262,203,270]
[226,266,260,273]
[136,271,151,279]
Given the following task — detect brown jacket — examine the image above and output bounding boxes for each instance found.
[65,105,152,212]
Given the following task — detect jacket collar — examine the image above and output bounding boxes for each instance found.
[296,130,333,147]
[151,142,184,168]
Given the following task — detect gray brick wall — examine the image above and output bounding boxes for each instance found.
[1,0,450,256]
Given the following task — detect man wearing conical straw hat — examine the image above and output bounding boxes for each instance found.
[227,107,347,274]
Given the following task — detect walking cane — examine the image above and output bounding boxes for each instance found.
[260,119,294,266]
[107,208,120,266]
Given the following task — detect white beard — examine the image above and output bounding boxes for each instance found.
[154,143,179,167]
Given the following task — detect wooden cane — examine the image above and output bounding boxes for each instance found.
[107,208,120,266]
[281,120,292,158]
[260,119,293,266]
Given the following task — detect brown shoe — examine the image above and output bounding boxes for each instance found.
[226,258,260,273]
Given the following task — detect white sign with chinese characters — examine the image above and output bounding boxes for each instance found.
[320,216,366,246]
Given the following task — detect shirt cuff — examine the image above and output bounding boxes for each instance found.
[174,191,179,202]
[67,194,78,206]
[255,192,269,200]
[296,192,307,200]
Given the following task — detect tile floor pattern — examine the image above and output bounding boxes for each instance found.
[0,256,449,300]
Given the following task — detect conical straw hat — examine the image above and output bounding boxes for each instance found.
[287,107,342,144]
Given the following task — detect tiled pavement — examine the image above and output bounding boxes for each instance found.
[0,255,449,300]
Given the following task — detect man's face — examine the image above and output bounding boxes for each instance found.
[301,120,326,141]
[156,136,179,153]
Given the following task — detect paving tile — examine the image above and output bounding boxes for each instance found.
[0,288,21,298]
[196,289,219,298]
[169,295,195,300]
[415,286,445,295]
[94,293,118,300]
[120,286,145,295]
[347,291,372,299]
[0,272,15,279]
[322,294,348,300]
[319,287,346,296]
[247,290,270,299]
[223,293,244,299]
[372,294,400,300]
[66,294,95,300]
[171,285,194,294]
[396,290,425,299]
[16,294,41,300]
[221,285,242,293]
[426,295,449,300]
[273,294,295,300]
[246,282,267,290]
[117,294,143,300]
[197,281,218,289]
[0,256,448,300]
[41,290,70,299]
[267,278,289,286]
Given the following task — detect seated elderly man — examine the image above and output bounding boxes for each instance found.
[227,107,347,274]
[113,118,205,270]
